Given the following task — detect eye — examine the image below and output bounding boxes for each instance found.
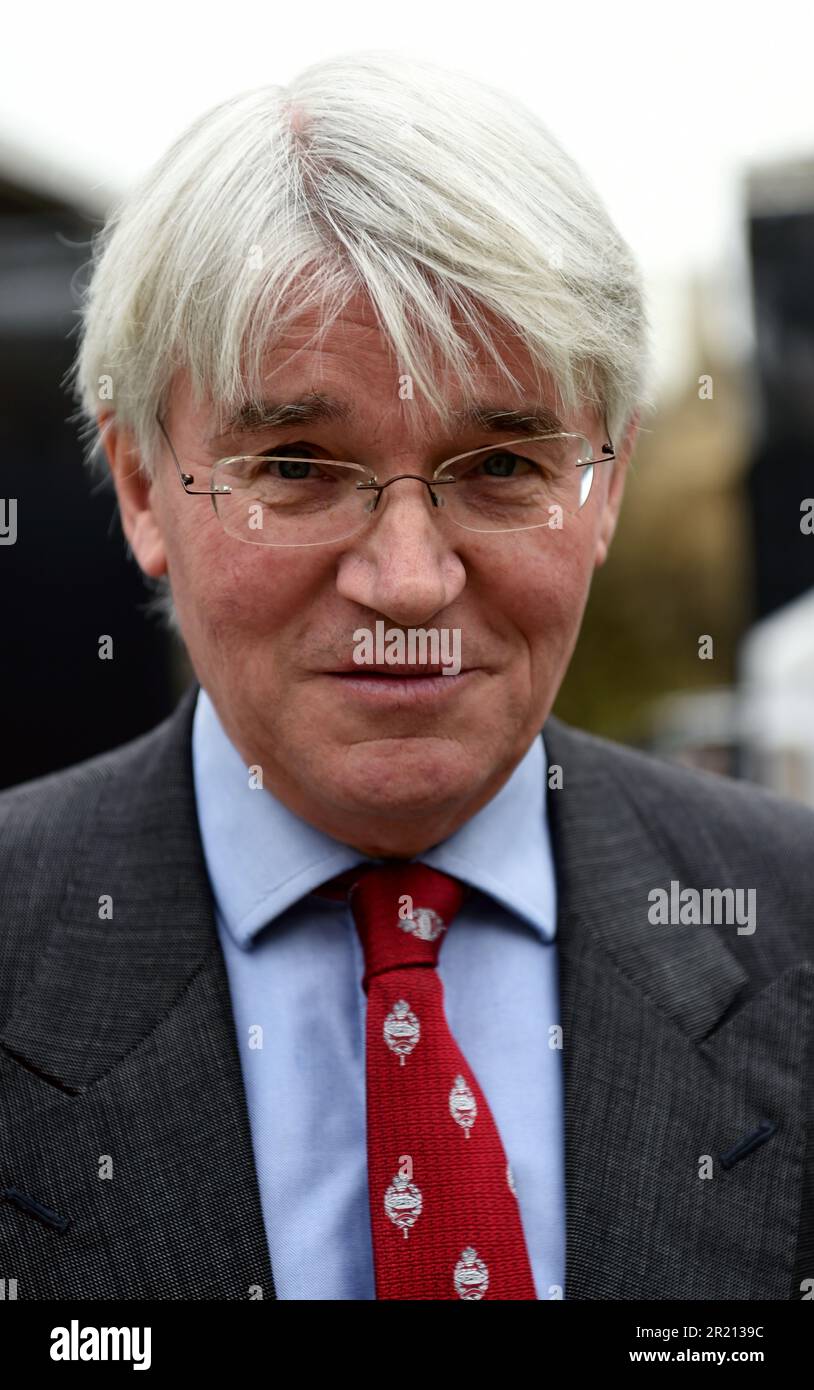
[468,451,540,478]
[267,457,314,480]
[484,451,531,477]
[255,445,324,480]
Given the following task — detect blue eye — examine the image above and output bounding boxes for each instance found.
[475,452,539,478]
[256,446,321,480]
[482,453,520,477]
[274,458,312,479]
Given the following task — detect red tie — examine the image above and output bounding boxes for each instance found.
[318,861,537,1300]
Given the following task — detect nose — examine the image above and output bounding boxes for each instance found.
[335,476,466,627]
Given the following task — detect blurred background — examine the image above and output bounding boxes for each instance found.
[1,0,812,800]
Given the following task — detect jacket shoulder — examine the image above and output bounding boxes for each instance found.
[0,691,199,1020]
[0,692,195,846]
[544,714,814,865]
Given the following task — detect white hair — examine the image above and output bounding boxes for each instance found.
[67,49,653,630]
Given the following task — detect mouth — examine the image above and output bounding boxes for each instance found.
[321,666,478,705]
[329,663,461,678]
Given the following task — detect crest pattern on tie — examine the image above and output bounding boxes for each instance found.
[318,861,537,1300]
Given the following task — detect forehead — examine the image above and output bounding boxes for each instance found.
[171,287,574,444]
[261,289,544,394]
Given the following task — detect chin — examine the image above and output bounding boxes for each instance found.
[325,736,487,817]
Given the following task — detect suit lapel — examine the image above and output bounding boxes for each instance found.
[0,683,275,1298]
[543,715,812,1300]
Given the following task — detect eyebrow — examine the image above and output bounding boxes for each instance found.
[209,393,351,442]
[208,393,568,445]
[458,403,567,437]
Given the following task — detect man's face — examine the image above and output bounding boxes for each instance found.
[106,292,633,856]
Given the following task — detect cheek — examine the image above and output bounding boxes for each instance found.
[170,517,329,642]
[491,524,597,642]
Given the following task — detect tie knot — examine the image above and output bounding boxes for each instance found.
[320,862,467,989]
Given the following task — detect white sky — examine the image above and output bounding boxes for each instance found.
[2,0,813,399]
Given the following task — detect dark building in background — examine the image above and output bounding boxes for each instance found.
[746,156,814,619]
[0,141,180,789]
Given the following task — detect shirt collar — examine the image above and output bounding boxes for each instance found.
[191,686,556,948]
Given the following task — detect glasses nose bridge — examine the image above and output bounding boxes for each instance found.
[365,471,450,520]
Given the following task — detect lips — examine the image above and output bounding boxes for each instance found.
[329,664,460,678]
[319,665,477,706]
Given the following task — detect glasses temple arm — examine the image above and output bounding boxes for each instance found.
[156,412,225,494]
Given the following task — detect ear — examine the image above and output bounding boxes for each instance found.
[98,413,168,579]
[594,408,640,568]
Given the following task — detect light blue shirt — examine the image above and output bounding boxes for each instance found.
[191,685,565,1299]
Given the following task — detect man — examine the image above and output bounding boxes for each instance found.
[1,51,812,1301]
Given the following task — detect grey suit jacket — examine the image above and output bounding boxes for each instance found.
[1,681,813,1300]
